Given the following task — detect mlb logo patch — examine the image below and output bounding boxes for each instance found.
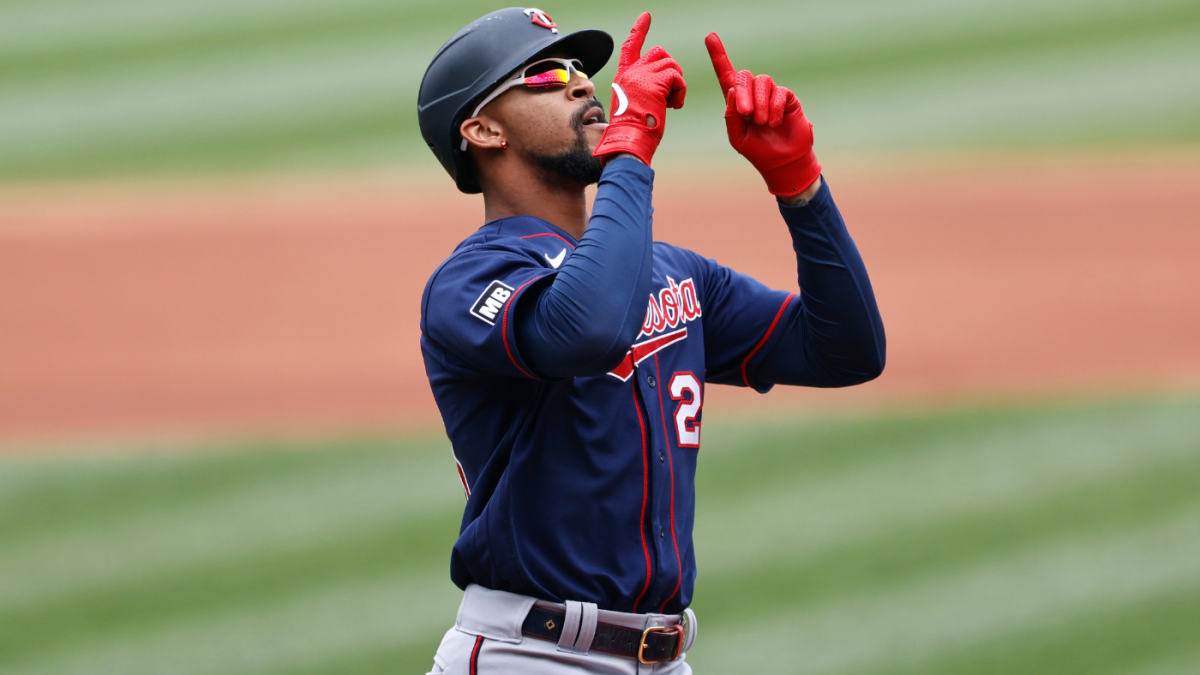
[470,280,515,325]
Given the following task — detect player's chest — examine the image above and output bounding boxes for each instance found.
[556,260,707,451]
[602,264,706,386]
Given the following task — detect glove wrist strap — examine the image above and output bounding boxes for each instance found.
[593,124,660,167]
[760,151,822,197]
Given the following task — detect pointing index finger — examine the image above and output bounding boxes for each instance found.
[704,32,737,94]
[619,12,652,70]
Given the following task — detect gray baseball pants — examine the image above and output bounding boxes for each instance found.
[426,584,698,674]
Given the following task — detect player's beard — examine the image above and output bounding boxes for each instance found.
[528,99,604,186]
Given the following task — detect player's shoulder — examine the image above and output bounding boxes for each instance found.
[421,216,576,326]
[429,216,573,277]
[652,240,714,274]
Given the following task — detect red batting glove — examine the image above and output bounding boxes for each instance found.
[705,32,821,196]
[593,13,687,166]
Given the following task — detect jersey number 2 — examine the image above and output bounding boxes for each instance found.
[669,373,702,448]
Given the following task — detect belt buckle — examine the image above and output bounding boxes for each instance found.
[638,625,684,664]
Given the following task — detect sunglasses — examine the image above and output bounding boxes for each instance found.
[460,58,590,151]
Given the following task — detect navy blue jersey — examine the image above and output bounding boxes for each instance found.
[420,165,884,615]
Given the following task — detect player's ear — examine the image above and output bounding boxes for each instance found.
[460,116,506,151]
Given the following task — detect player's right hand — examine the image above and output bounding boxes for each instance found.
[705,32,822,196]
[592,12,687,166]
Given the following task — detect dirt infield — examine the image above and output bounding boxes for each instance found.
[1,157,1197,442]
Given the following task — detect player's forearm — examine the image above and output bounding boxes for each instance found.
[758,179,886,386]
[515,157,655,378]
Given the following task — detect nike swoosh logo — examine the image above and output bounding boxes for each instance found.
[612,83,629,117]
[545,248,566,269]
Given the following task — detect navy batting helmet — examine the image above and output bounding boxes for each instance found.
[418,8,613,194]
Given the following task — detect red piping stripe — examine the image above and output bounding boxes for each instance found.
[654,355,683,612]
[606,327,688,381]
[501,275,548,380]
[469,635,483,675]
[519,233,576,249]
[455,461,471,499]
[741,293,797,388]
[630,382,652,613]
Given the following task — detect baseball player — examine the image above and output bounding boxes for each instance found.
[417,8,885,674]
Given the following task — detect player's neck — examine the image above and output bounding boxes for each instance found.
[482,179,589,241]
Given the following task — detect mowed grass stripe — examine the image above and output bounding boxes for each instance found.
[693,508,1200,674]
[696,397,1200,575]
[0,437,442,541]
[6,0,1192,84]
[853,586,1200,675]
[1,0,1198,178]
[692,0,1200,89]
[0,0,494,81]
[0,38,428,152]
[807,29,1200,151]
[695,451,1200,625]
[699,397,1198,493]
[11,23,1194,178]
[1122,650,1200,675]
[0,507,459,663]
[2,570,460,675]
[0,438,461,612]
[0,94,416,179]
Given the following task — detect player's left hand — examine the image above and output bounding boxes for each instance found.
[705,32,822,197]
[592,13,687,166]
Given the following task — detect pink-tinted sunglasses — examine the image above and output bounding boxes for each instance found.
[460,58,589,150]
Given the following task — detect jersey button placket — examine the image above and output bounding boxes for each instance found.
[637,360,671,615]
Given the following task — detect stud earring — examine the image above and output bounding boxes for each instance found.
[501,140,508,150]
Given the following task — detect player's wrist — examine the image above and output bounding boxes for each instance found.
[778,175,822,206]
[605,152,644,165]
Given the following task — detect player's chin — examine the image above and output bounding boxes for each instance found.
[583,121,608,149]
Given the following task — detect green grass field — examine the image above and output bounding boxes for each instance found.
[3,395,1199,674]
[1,0,1197,179]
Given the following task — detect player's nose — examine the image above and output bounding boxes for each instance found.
[569,75,594,101]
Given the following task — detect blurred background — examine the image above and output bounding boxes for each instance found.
[1,0,1198,673]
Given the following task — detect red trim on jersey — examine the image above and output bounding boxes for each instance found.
[455,460,471,499]
[741,293,797,388]
[501,275,548,380]
[469,635,483,675]
[519,232,576,250]
[630,382,653,613]
[654,355,683,613]
[607,327,688,381]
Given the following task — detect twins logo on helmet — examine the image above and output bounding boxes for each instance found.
[523,8,559,33]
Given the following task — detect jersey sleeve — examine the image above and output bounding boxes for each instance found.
[422,247,552,380]
[694,254,800,392]
[698,178,886,392]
